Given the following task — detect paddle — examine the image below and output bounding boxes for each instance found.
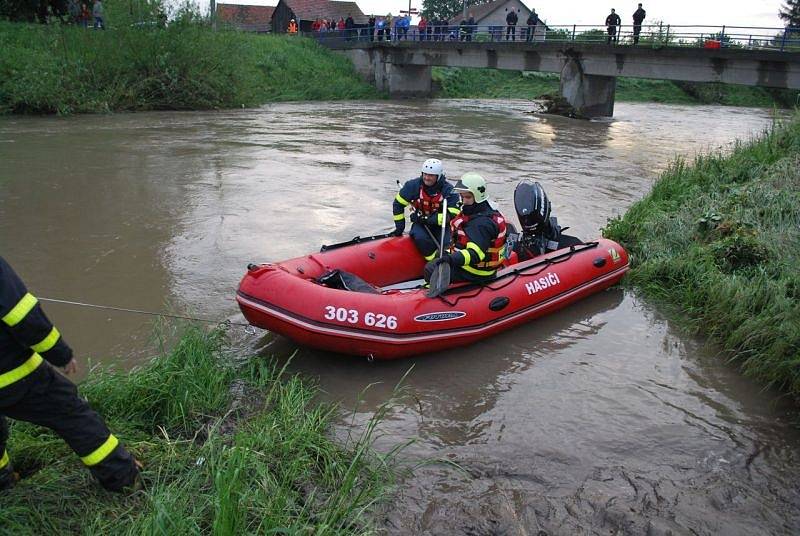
[426,198,451,298]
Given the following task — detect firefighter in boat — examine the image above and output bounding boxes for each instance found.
[0,255,141,492]
[424,172,509,284]
[392,158,461,261]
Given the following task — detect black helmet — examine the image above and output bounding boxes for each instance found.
[514,180,551,232]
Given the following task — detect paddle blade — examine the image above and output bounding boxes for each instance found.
[426,263,451,298]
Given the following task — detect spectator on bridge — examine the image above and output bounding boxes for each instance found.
[376,16,386,41]
[526,9,539,42]
[459,18,467,41]
[467,13,475,41]
[79,2,90,27]
[401,14,411,39]
[345,14,354,40]
[337,17,345,34]
[632,3,646,44]
[385,13,393,41]
[368,15,376,41]
[606,9,621,44]
[506,9,518,41]
[92,0,104,30]
[418,16,427,40]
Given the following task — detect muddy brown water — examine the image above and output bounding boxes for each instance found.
[1,101,798,534]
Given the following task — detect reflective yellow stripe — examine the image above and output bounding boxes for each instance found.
[395,193,410,206]
[32,327,60,353]
[476,260,502,268]
[461,250,472,266]
[393,213,405,221]
[424,251,437,261]
[0,353,43,389]
[448,207,460,215]
[81,435,119,466]
[466,242,486,260]
[2,293,38,327]
[0,450,9,470]
[462,264,496,277]
[437,213,444,226]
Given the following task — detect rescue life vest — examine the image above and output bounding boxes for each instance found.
[411,184,443,216]
[450,210,508,274]
[288,21,298,33]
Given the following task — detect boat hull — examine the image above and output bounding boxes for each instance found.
[237,236,629,359]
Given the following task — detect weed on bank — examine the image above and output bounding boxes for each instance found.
[604,112,800,397]
[0,325,395,534]
[0,21,379,114]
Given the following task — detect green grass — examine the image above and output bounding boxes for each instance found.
[0,21,380,114]
[603,112,800,397]
[0,324,398,534]
[432,67,800,108]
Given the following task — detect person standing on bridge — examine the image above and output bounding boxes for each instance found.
[605,8,621,44]
[506,8,518,41]
[632,3,646,44]
[392,159,461,262]
[466,13,476,41]
[526,9,539,42]
[0,255,141,493]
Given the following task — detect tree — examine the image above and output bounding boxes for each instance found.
[780,0,800,27]
[421,0,491,21]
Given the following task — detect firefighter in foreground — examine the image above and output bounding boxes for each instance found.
[0,255,140,492]
[424,172,508,284]
[392,158,461,261]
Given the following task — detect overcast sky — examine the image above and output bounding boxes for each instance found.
[217,0,787,28]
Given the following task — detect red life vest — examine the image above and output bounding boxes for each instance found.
[411,185,443,216]
[450,211,508,272]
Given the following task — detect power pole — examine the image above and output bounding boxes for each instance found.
[210,0,216,29]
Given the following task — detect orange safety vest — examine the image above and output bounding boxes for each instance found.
[411,185,443,216]
[450,211,508,272]
[288,21,298,34]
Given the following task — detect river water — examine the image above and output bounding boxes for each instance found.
[1,101,798,534]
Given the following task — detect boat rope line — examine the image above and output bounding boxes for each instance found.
[38,297,253,328]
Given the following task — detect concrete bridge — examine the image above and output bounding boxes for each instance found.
[330,41,800,117]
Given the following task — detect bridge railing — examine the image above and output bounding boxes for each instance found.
[305,23,800,52]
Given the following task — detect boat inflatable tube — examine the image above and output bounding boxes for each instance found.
[237,235,629,360]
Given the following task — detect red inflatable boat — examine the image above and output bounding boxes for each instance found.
[236,234,629,359]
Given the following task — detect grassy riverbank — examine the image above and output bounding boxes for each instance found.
[433,68,800,108]
[0,21,378,114]
[604,112,800,398]
[0,325,395,533]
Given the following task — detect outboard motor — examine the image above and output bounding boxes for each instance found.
[512,180,565,260]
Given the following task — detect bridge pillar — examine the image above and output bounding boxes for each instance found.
[387,64,432,98]
[559,57,617,118]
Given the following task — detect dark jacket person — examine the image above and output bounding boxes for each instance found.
[632,4,646,44]
[605,9,621,43]
[0,256,140,492]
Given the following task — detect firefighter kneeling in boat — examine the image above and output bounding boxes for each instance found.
[0,255,140,492]
[392,158,461,261]
[425,172,508,284]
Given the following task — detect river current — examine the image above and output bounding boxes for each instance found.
[1,100,798,534]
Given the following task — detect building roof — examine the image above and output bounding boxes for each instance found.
[451,0,531,23]
[217,4,275,28]
[282,0,367,22]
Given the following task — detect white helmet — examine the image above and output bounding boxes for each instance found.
[421,158,443,178]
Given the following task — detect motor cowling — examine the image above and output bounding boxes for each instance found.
[514,180,551,233]
[512,180,563,260]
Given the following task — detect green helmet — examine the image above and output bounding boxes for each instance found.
[453,172,488,203]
